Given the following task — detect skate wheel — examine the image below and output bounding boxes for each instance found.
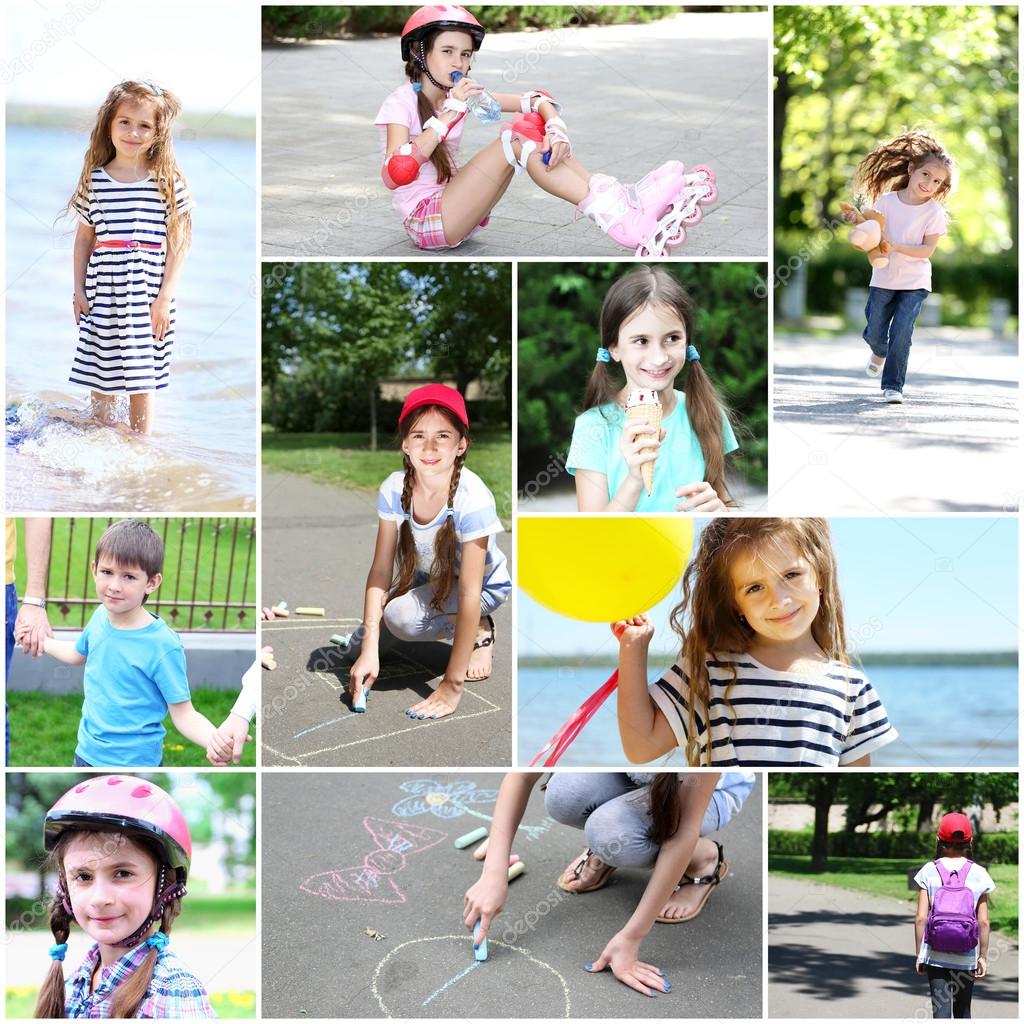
[690,164,715,183]
[701,183,719,203]
[681,205,703,226]
[665,227,686,247]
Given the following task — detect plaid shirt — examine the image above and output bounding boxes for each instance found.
[65,942,216,1018]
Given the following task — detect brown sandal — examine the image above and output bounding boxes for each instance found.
[656,840,729,923]
[556,848,618,894]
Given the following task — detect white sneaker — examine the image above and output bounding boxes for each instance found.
[883,389,904,404]
[866,359,883,378]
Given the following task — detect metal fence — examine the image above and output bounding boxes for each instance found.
[41,518,256,632]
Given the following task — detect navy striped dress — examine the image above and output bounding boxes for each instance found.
[71,168,192,393]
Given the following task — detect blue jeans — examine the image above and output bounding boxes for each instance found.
[862,286,929,393]
[5,583,16,765]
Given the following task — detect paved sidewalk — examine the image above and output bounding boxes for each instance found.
[771,328,1019,514]
[261,469,512,767]
[263,772,762,1018]
[262,12,770,258]
[768,876,1018,1017]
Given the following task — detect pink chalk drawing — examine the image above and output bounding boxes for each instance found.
[300,817,448,905]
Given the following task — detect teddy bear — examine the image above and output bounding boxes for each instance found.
[839,202,891,269]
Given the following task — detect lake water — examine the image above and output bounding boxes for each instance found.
[5,125,258,514]
[517,664,1018,768]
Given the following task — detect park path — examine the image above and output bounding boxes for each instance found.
[771,328,1018,514]
[768,876,1018,1018]
[261,12,769,258]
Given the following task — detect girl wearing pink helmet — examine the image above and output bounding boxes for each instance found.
[34,774,214,1018]
[376,5,716,256]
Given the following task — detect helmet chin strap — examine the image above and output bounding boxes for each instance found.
[414,41,452,92]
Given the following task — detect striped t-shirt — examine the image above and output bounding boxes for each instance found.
[648,652,898,766]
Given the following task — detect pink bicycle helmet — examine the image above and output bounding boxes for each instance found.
[44,775,191,882]
[401,5,485,61]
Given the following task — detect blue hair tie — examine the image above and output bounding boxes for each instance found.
[412,82,422,93]
[686,345,701,363]
[595,347,611,363]
[49,942,68,961]
[143,79,162,97]
[146,931,169,952]
[403,511,412,523]
[446,507,455,520]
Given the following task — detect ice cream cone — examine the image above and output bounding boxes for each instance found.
[625,388,662,496]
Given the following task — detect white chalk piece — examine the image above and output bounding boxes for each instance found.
[507,861,525,882]
[473,920,488,962]
[353,690,367,713]
[454,826,488,849]
[295,607,325,617]
[472,837,490,860]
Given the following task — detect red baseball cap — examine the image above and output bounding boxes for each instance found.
[937,812,973,842]
[398,383,469,428]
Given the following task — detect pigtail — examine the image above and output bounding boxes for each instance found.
[647,773,683,845]
[581,361,621,414]
[33,896,73,1018]
[389,458,420,602]
[854,129,954,205]
[108,901,182,1020]
[404,40,456,184]
[682,359,735,506]
[429,454,465,612]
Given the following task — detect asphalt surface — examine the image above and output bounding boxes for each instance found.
[262,12,770,258]
[261,469,512,767]
[262,772,762,1019]
[772,328,1019,514]
[768,876,1019,1018]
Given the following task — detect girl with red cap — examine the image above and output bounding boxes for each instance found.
[913,811,994,1019]
[376,5,716,255]
[348,383,510,719]
[34,774,214,1018]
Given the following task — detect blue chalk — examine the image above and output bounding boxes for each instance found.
[473,920,487,962]
[353,690,367,713]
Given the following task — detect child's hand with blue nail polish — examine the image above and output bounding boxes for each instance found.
[586,930,666,998]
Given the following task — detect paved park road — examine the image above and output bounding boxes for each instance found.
[769,876,1018,1018]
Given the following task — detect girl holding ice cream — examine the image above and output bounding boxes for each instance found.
[566,267,739,513]
[348,384,511,720]
[464,771,754,998]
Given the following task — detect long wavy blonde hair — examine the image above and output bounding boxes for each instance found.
[63,81,191,253]
[669,518,849,765]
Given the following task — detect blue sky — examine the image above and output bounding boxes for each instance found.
[5,0,258,116]
[518,517,1019,657]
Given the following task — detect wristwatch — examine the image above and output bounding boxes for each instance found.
[21,595,46,608]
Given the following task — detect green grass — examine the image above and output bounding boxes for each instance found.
[262,429,513,527]
[7,690,256,768]
[11,518,256,630]
[769,854,1019,939]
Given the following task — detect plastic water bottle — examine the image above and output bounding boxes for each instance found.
[450,71,502,124]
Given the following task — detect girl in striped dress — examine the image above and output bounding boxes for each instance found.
[614,517,898,767]
[64,81,193,434]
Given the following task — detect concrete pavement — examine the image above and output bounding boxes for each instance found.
[261,12,770,258]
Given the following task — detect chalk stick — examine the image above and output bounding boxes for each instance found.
[472,837,490,860]
[272,603,290,617]
[454,826,488,849]
[507,861,525,882]
[295,607,324,617]
[353,690,367,713]
[329,633,351,648]
[473,920,488,962]
[509,854,520,865]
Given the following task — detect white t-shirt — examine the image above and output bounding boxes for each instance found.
[376,466,510,593]
[648,652,898,766]
[915,858,994,970]
[869,191,947,291]
[374,83,469,219]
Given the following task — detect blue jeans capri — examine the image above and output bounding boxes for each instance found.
[544,772,753,869]
[862,286,929,394]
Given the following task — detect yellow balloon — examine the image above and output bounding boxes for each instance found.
[518,518,695,622]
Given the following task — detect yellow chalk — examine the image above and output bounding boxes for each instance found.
[507,861,525,882]
[295,607,325,617]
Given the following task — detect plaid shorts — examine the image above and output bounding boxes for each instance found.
[403,191,490,250]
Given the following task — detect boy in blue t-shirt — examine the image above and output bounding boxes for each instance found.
[40,519,218,767]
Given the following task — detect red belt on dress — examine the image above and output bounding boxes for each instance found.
[94,240,163,251]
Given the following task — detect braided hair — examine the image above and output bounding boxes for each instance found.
[854,130,954,205]
[402,30,462,184]
[390,404,469,612]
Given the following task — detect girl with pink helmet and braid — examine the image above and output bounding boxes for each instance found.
[376,5,716,256]
[34,775,214,1018]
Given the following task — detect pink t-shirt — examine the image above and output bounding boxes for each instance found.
[374,83,468,220]
[869,190,947,291]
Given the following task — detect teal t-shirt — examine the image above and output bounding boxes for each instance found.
[74,606,190,767]
[566,389,739,512]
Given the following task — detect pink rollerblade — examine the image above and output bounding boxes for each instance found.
[629,161,718,230]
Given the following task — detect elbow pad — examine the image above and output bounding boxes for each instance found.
[381,142,428,190]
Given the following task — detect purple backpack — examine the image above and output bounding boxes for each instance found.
[925,860,979,953]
